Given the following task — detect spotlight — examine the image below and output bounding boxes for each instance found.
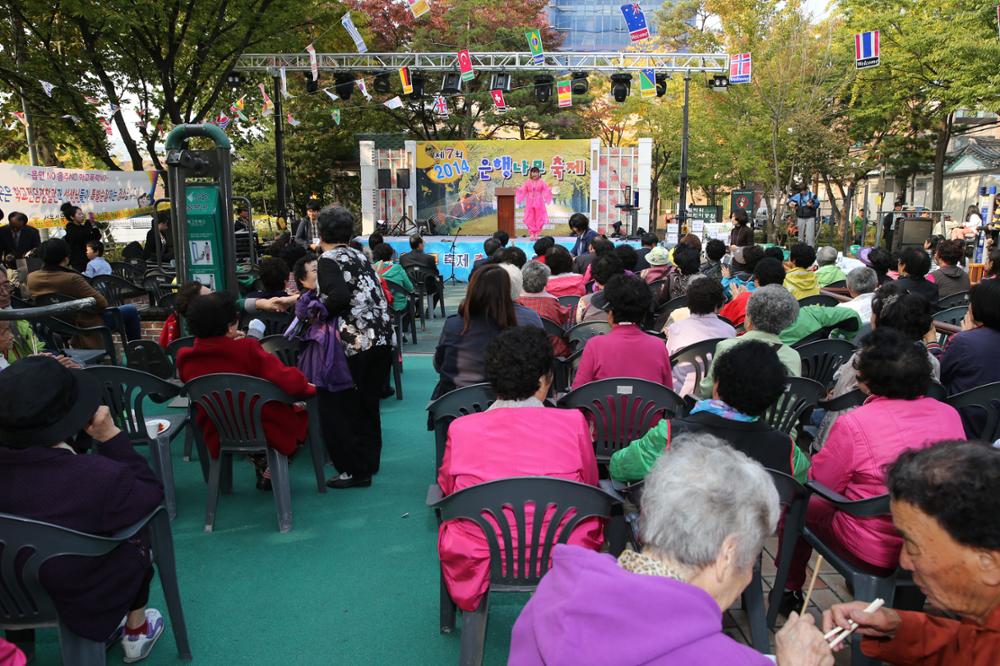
[534,74,554,103]
[226,71,244,89]
[610,73,632,102]
[441,72,462,95]
[305,74,319,94]
[571,72,589,95]
[655,73,668,97]
[489,72,512,93]
[373,72,392,94]
[409,73,426,99]
[334,72,355,100]
[708,75,730,91]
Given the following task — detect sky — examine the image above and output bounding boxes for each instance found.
[803,0,834,19]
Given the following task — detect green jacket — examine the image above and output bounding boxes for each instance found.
[374,261,414,313]
[3,318,45,364]
[815,264,846,287]
[697,330,802,398]
[779,305,861,346]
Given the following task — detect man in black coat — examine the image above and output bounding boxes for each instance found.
[400,234,443,307]
[0,211,41,259]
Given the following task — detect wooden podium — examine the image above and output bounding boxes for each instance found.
[495,188,517,237]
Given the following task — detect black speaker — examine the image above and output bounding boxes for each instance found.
[894,217,934,252]
[377,168,392,190]
[396,169,410,190]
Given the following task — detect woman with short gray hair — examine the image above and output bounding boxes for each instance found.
[509,434,834,665]
[516,259,573,356]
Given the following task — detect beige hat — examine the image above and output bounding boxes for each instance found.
[646,246,670,266]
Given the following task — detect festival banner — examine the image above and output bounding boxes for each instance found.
[525,29,545,64]
[457,49,475,82]
[620,3,650,42]
[730,52,752,84]
[341,13,368,54]
[414,139,591,236]
[0,163,160,229]
[855,30,880,69]
[407,0,430,18]
[399,67,414,95]
[639,68,656,98]
[556,78,572,108]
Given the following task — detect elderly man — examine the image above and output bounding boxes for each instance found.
[825,440,1000,664]
[0,211,41,259]
[837,267,877,325]
[516,261,572,357]
[814,246,846,287]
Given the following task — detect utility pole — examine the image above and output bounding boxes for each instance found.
[11,15,38,165]
[677,72,691,226]
[272,72,288,225]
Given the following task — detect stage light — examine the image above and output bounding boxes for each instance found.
[571,72,589,95]
[655,73,668,97]
[226,71,244,89]
[409,73,426,99]
[534,75,554,103]
[610,73,632,102]
[489,72,512,93]
[305,74,319,94]
[334,72,355,100]
[441,72,462,95]
[373,72,392,93]
[708,75,730,91]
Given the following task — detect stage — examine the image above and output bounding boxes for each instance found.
[375,235,640,283]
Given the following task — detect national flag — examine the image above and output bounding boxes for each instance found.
[557,78,572,108]
[356,79,372,101]
[13,111,27,127]
[729,52,752,84]
[259,83,274,116]
[216,113,231,130]
[400,67,413,95]
[525,29,544,65]
[230,96,248,121]
[286,112,300,127]
[99,117,113,135]
[40,81,55,97]
[407,0,430,18]
[490,89,507,112]
[331,108,341,125]
[620,3,649,42]
[323,88,340,102]
[639,68,656,98]
[280,68,289,98]
[341,13,368,54]
[384,96,404,110]
[305,43,319,82]
[855,30,880,69]
[433,95,448,117]
[457,49,474,82]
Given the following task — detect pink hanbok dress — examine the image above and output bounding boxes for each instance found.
[515,178,553,239]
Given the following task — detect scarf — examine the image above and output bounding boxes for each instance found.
[618,550,685,582]
[689,399,757,422]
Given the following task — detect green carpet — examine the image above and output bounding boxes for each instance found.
[28,355,524,666]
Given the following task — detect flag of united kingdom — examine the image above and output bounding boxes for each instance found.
[730,53,752,84]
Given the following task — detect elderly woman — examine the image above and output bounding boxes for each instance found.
[665,276,735,395]
[544,245,586,297]
[576,252,624,323]
[698,284,801,398]
[511,434,834,665]
[826,440,1000,663]
[895,246,939,306]
[836,266,877,325]
[940,279,1000,397]
[814,246,846,287]
[438,326,600,613]
[776,328,966,616]
[930,239,970,299]
[516,261,573,357]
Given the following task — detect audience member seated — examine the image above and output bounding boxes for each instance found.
[634,232,659,271]
[510,435,832,666]
[614,244,639,273]
[826,441,1000,664]
[568,212,598,258]
[576,253,624,323]
[836,266,877,325]
[929,239,970,299]
[0,210,41,260]
[611,341,807,483]
[142,212,174,265]
[865,247,896,285]
[371,243,414,316]
[666,244,700,301]
[492,229,510,248]
[531,236,555,263]
[763,246,786,263]
[82,240,112,278]
[940,278,1000,399]
[0,271,44,364]
[895,246,939,306]
[498,245,528,269]
[814,246,846,287]
[158,280,210,349]
[0,357,166,662]
[573,234,612,276]
[438,326,600,613]
[175,292,315,490]
[247,256,290,299]
[516,261,572,357]
[776,328,966,615]
[639,246,674,285]
[699,285,801,398]
[432,264,541,399]
[783,243,820,299]
[665,277,735,394]
[984,247,999,281]
[544,245,586,297]
[400,234,444,308]
[471,237,501,276]
[779,299,861,346]
[700,238,726,280]
[573,274,671,387]
[718,257,786,328]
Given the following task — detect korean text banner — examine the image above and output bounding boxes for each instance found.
[0,164,159,229]
[415,139,590,236]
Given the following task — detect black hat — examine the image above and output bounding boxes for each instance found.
[0,357,100,449]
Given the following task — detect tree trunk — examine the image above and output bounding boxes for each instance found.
[931,113,952,213]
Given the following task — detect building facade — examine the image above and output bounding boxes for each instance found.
[548,0,671,51]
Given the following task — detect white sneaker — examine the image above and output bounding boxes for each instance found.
[121,608,164,663]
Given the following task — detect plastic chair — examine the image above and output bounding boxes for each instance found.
[0,506,192,664]
[142,275,176,307]
[794,339,856,389]
[429,477,620,666]
[552,349,583,395]
[241,310,293,337]
[165,336,195,367]
[935,290,969,309]
[90,274,151,309]
[763,470,811,632]
[183,373,326,533]
[566,321,611,352]
[797,294,840,308]
[427,384,496,473]
[556,295,581,312]
[33,315,117,366]
[125,340,174,379]
[87,366,186,518]
[932,305,968,327]
[763,377,825,435]
[260,334,301,368]
[946,381,1000,442]
[406,265,445,321]
[824,280,847,289]
[668,338,726,395]
[557,378,686,462]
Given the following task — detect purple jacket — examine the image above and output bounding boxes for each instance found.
[509,545,772,666]
[292,290,354,392]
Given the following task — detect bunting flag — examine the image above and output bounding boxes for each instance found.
[620,3,650,42]
[399,67,413,95]
[99,117,113,135]
[407,0,430,18]
[432,94,449,117]
[525,29,544,65]
[855,31,880,69]
[13,111,27,127]
[40,81,55,97]
[259,83,274,116]
[341,13,368,53]
[216,113,231,130]
[286,112,301,127]
[83,95,100,105]
[331,108,341,125]
[356,78,372,101]
[490,89,507,113]
[280,68,289,98]
[105,104,120,120]
[305,43,319,81]
[457,49,475,82]
[729,52,752,84]
[323,88,340,102]
[61,114,80,122]
[639,68,656,98]
[230,96,248,121]
[557,78,572,107]
[384,96,404,110]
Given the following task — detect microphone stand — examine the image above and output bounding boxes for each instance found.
[446,221,464,286]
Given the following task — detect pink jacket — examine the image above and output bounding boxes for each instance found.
[573,324,672,388]
[811,396,965,568]
[547,273,587,298]
[438,406,601,611]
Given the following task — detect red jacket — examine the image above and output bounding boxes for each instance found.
[863,606,1000,665]
[159,312,180,349]
[176,336,316,458]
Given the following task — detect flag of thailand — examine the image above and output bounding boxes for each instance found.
[855,30,880,69]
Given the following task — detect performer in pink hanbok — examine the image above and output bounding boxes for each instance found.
[515,167,552,240]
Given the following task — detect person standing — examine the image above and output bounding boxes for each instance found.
[788,184,819,247]
[568,213,597,258]
[728,208,754,252]
[60,202,101,272]
[882,200,903,251]
[294,199,322,250]
[315,206,394,489]
[0,211,41,259]
[515,167,552,241]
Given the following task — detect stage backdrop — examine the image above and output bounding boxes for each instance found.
[0,164,160,229]
[414,139,590,237]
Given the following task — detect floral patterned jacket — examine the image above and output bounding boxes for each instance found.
[318,245,393,355]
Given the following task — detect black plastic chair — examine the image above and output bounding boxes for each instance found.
[764,470,811,632]
[125,340,174,379]
[558,378,686,462]
[33,315,117,366]
[566,321,611,352]
[763,377,825,436]
[797,294,840,308]
[0,506,192,664]
[795,339,856,389]
[430,477,620,666]
[241,310,293,337]
[817,387,867,413]
[184,373,327,533]
[406,265,445,322]
[932,305,968,327]
[556,295,580,312]
[946,381,1000,442]
[935,290,969,309]
[668,337,726,396]
[165,336,195,367]
[540,316,568,338]
[90,274,151,309]
[552,349,583,395]
[260,334,302,368]
[427,384,496,473]
[824,279,847,289]
[142,275,176,307]
[86,366,185,519]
